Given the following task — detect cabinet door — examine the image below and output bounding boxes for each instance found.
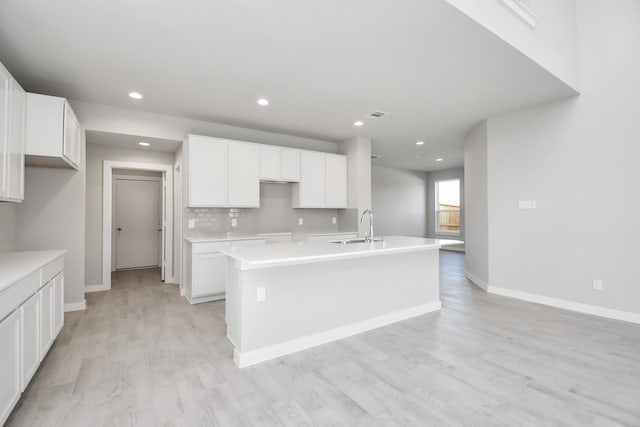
[281,148,301,182]
[0,64,9,199]
[0,309,21,426]
[62,102,77,168]
[192,252,227,297]
[53,273,64,336]
[40,280,54,360]
[21,292,40,390]
[260,145,281,181]
[228,141,260,207]
[325,154,347,208]
[7,78,25,201]
[188,136,227,207]
[294,150,325,207]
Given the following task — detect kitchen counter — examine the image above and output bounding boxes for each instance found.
[219,235,445,270]
[0,250,67,292]
[184,231,358,244]
[223,235,443,367]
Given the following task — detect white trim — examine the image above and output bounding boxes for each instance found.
[102,161,174,291]
[64,300,86,312]
[184,292,225,305]
[488,286,640,324]
[499,0,538,28]
[465,271,488,291]
[85,284,109,293]
[232,301,442,368]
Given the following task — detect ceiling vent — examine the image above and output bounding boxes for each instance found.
[368,111,389,119]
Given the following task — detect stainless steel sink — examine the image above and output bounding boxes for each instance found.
[330,237,384,244]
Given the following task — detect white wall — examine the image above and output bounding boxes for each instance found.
[85,143,176,287]
[0,203,17,251]
[426,167,465,241]
[71,101,338,154]
[16,139,86,308]
[371,165,427,237]
[463,122,489,286]
[475,0,640,315]
[446,0,579,90]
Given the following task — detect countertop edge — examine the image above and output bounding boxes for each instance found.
[0,249,67,293]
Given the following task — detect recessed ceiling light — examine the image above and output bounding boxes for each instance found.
[138,142,150,147]
[354,121,364,127]
[436,158,444,162]
[128,92,143,99]
[257,98,269,106]
[416,141,425,146]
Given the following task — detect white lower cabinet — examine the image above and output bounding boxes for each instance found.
[0,309,21,425]
[39,280,54,360]
[0,252,64,425]
[184,239,266,304]
[20,292,40,390]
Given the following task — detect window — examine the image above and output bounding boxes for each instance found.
[435,179,461,235]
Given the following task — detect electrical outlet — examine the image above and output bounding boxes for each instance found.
[332,217,337,224]
[593,279,603,290]
[188,219,196,229]
[256,286,267,302]
[298,217,303,225]
[518,200,537,209]
[231,218,237,227]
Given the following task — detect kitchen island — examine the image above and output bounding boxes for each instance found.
[220,236,445,367]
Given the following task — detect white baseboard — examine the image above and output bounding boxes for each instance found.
[465,271,488,291]
[85,284,109,293]
[488,286,640,324]
[184,293,225,305]
[64,300,86,312]
[233,301,442,368]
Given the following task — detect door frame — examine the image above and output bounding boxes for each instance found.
[99,161,174,291]
[112,173,163,271]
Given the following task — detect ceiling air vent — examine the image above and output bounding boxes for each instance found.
[368,111,389,119]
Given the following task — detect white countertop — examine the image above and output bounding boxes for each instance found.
[0,250,67,292]
[219,236,451,270]
[184,231,358,243]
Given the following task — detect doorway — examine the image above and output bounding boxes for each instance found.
[113,170,162,270]
[101,161,174,291]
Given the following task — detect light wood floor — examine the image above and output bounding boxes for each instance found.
[7,252,640,426]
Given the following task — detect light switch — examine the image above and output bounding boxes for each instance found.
[518,200,537,209]
[231,218,238,227]
[332,217,337,224]
[188,219,196,229]
[256,286,267,302]
[298,217,304,225]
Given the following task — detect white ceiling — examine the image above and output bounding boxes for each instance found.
[0,0,576,171]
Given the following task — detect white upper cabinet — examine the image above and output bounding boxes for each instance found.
[260,145,281,181]
[187,135,260,208]
[293,150,326,208]
[259,145,301,182]
[188,135,227,207]
[228,141,260,207]
[281,148,301,182]
[25,93,82,170]
[293,151,347,209]
[325,153,347,208]
[0,62,26,203]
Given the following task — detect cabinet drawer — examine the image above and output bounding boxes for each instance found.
[0,271,40,322]
[191,241,232,254]
[41,256,64,285]
[232,239,266,247]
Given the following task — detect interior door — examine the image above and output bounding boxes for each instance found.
[115,179,160,270]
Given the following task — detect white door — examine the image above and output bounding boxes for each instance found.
[115,179,160,270]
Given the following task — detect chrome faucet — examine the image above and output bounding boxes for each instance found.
[360,209,374,242]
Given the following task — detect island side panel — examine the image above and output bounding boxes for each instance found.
[228,248,439,364]
[225,258,243,349]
